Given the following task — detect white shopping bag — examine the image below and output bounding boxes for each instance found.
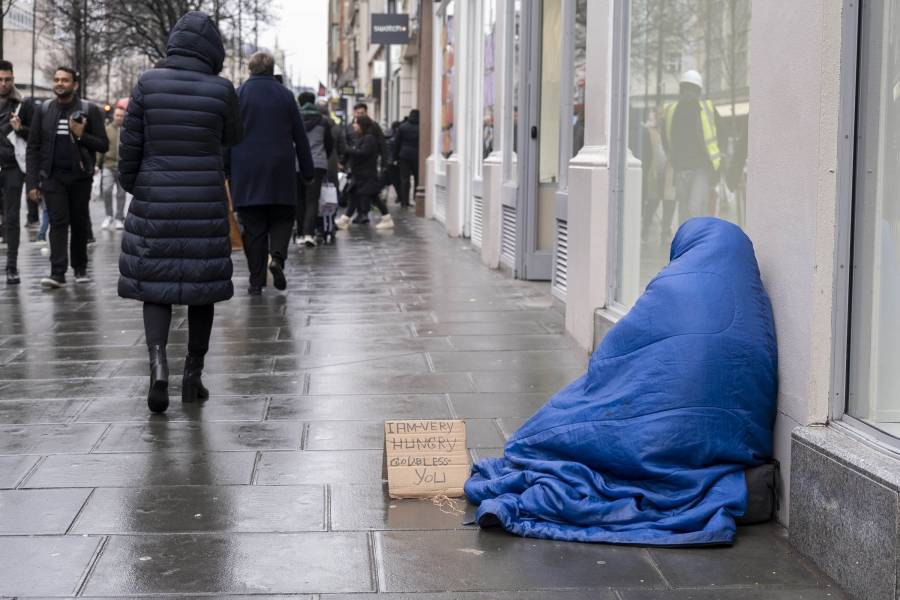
[6,104,26,173]
[320,182,339,206]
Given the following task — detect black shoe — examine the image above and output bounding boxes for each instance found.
[40,274,66,289]
[182,354,209,403]
[74,270,91,283]
[248,286,262,296]
[6,267,20,285]
[147,345,169,414]
[269,258,286,291]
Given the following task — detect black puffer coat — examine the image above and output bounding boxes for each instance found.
[118,11,243,306]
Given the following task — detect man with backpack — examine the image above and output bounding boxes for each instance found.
[26,67,108,288]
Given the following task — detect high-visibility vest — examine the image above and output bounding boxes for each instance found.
[664,99,721,171]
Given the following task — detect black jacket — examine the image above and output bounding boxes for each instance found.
[393,114,419,163]
[346,131,380,195]
[117,11,243,306]
[26,97,108,189]
[0,90,34,170]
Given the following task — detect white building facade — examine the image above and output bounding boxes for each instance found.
[423,2,900,598]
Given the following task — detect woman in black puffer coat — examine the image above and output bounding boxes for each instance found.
[117,11,243,413]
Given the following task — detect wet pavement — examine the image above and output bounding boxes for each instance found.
[0,203,847,598]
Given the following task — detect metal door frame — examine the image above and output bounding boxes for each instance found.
[515,0,553,280]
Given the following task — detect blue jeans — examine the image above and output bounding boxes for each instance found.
[37,201,49,240]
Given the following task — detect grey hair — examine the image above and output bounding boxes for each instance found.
[248,51,275,76]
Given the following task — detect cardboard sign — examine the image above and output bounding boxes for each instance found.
[384,420,468,498]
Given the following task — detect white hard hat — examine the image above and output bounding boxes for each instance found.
[680,70,703,90]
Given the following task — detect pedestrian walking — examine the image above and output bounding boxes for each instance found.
[393,109,419,209]
[336,116,393,230]
[661,70,721,227]
[383,120,401,202]
[99,98,128,231]
[0,60,34,284]
[26,66,108,288]
[117,11,243,414]
[229,51,314,295]
[296,91,333,247]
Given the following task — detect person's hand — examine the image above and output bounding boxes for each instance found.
[27,189,41,203]
[69,115,86,139]
[10,113,21,131]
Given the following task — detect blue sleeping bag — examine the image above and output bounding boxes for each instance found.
[465,217,778,546]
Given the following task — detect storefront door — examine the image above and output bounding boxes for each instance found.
[515,0,561,280]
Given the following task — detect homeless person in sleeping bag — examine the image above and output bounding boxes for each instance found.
[465,217,777,546]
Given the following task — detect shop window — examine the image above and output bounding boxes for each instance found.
[481,0,497,166]
[615,0,751,307]
[848,0,900,440]
[440,2,456,159]
[504,0,521,183]
[572,0,587,158]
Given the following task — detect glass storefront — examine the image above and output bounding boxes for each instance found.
[848,0,900,439]
[504,0,521,183]
[616,0,751,306]
[440,2,456,158]
[482,0,497,164]
[572,0,587,158]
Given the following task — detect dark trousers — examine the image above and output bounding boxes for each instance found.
[398,158,418,208]
[297,169,325,236]
[1,166,25,268]
[26,195,38,224]
[238,204,294,288]
[143,302,215,356]
[353,189,389,217]
[43,173,92,277]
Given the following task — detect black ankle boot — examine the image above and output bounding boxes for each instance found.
[182,354,209,403]
[147,345,169,413]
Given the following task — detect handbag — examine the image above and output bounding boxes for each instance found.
[320,182,338,207]
[224,180,243,252]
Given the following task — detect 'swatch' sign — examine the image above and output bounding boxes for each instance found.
[371,14,410,45]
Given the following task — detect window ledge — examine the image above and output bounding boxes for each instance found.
[793,423,900,492]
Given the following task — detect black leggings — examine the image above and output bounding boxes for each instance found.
[143,303,215,356]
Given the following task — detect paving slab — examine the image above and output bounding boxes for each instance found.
[0,423,107,454]
[266,394,452,421]
[0,488,92,534]
[95,421,303,452]
[76,394,269,422]
[331,483,476,531]
[23,452,256,488]
[375,529,664,592]
[0,535,102,596]
[255,450,385,485]
[0,454,39,488]
[71,485,325,534]
[82,532,373,595]
[0,398,87,425]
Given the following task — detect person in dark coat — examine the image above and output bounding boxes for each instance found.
[117,11,243,413]
[393,109,420,209]
[295,91,333,247]
[336,115,393,230]
[0,59,35,284]
[229,52,314,292]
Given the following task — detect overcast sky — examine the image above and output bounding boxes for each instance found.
[260,0,329,89]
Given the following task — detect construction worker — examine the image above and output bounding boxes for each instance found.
[662,70,721,227]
